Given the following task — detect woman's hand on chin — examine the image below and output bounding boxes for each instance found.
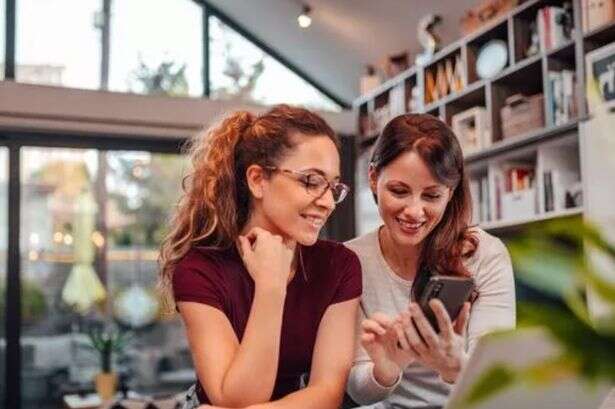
[237,227,296,294]
[400,300,471,383]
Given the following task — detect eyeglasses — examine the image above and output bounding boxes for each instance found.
[265,166,350,204]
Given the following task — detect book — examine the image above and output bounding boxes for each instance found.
[480,176,491,222]
[537,6,571,52]
[544,170,554,212]
[470,179,481,223]
[499,163,535,192]
[546,70,576,125]
[584,0,615,33]
[562,70,576,120]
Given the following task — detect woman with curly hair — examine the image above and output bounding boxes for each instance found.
[345,113,516,409]
[158,105,361,409]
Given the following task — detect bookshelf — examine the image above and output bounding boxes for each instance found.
[353,0,615,236]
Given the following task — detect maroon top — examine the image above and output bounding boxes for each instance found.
[172,239,362,404]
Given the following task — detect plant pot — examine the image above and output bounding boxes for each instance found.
[95,372,118,400]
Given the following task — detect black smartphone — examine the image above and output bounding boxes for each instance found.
[417,275,475,331]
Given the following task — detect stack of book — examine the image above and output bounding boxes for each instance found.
[546,70,577,125]
[495,163,537,220]
[424,54,465,105]
[504,165,534,192]
[537,6,572,52]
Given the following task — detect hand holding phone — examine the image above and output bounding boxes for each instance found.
[417,275,475,330]
[396,276,475,383]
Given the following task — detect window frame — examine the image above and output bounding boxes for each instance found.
[0,130,185,409]
[3,0,348,108]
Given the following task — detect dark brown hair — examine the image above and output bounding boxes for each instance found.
[370,113,478,279]
[158,104,338,311]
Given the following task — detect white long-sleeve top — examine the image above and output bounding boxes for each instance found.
[345,227,516,409]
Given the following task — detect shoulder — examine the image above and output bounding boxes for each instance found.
[344,229,378,254]
[172,246,238,310]
[344,229,381,271]
[175,246,232,271]
[467,228,509,262]
[464,227,513,286]
[172,246,237,287]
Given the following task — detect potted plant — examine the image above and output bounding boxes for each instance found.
[85,326,131,400]
[461,218,615,407]
[0,279,47,335]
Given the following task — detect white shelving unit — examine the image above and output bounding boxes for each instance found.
[480,206,583,232]
[353,0,615,235]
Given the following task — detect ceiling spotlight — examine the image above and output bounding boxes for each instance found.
[297,4,312,28]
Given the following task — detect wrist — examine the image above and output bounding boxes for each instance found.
[254,282,287,299]
[439,368,459,384]
[439,353,468,384]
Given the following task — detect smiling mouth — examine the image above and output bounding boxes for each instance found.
[302,214,326,228]
[396,217,426,232]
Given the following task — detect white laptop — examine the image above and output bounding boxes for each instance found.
[445,328,613,409]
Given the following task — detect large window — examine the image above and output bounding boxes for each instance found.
[8,1,344,109]
[209,16,341,112]
[16,0,101,89]
[19,147,190,409]
[109,0,203,97]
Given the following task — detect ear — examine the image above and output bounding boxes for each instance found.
[245,164,266,199]
[368,164,379,196]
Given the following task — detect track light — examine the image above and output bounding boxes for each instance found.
[297,4,312,28]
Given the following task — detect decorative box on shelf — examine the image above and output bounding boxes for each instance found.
[452,106,491,155]
[582,0,615,33]
[460,0,519,36]
[501,188,537,220]
[500,93,545,139]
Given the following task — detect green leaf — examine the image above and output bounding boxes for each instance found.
[583,259,615,306]
[562,287,592,327]
[518,303,615,383]
[460,365,517,407]
[508,236,580,297]
[523,356,579,386]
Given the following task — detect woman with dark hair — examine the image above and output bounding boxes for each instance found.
[158,105,361,409]
[345,113,515,408]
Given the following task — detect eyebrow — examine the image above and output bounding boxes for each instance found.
[388,180,446,190]
[300,167,341,180]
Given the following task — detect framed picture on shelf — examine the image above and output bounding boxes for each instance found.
[586,42,615,113]
[451,107,491,155]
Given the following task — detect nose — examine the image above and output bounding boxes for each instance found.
[402,197,426,220]
[314,187,336,211]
